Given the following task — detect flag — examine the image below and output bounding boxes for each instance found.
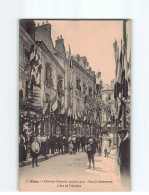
[117,41,123,83]
[113,40,119,63]
[51,94,58,111]
[61,107,65,114]
[114,40,123,100]
[30,45,35,62]
[60,96,65,114]
[113,40,119,80]
[74,112,77,120]
[35,48,38,63]
[52,100,58,111]
[121,38,128,99]
[70,59,73,69]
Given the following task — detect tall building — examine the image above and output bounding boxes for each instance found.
[100,80,115,131]
[19,19,101,137]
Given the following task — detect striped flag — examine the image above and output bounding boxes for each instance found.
[51,94,58,111]
[52,100,58,111]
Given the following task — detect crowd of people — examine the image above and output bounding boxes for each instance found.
[19,128,130,189]
[19,129,113,168]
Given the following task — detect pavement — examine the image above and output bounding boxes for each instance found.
[19,148,125,191]
[19,151,62,167]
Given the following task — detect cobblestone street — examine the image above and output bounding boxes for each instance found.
[19,148,123,191]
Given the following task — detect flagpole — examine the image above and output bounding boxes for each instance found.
[70,58,73,135]
[122,20,127,130]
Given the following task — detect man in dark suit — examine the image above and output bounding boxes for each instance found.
[76,135,81,152]
[118,129,130,189]
[81,135,86,152]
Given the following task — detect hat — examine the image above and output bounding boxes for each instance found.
[89,138,93,143]
[118,129,128,134]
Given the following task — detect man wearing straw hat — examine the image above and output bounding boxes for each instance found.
[118,129,130,189]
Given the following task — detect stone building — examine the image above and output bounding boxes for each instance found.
[19,20,66,136]
[70,55,96,135]
[19,19,101,137]
[100,79,115,130]
[19,20,44,134]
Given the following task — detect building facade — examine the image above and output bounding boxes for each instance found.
[100,79,115,131]
[19,20,105,137]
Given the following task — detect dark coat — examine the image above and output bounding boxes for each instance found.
[72,141,77,151]
[76,137,81,146]
[87,142,96,156]
[57,136,63,148]
[81,136,86,145]
[119,137,130,177]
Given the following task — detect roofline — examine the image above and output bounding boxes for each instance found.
[72,60,95,82]
[36,41,65,74]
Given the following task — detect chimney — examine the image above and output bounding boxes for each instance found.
[111,79,114,89]
[55,35,65,53]
[35,22,54,50]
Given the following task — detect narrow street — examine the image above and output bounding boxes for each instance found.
[19,148,123,191]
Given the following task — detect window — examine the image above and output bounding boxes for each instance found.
[83,83,87,94]
[76,77,81,91]
[89,87,92,97]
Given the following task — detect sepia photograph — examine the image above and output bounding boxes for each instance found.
[19,19,131,191]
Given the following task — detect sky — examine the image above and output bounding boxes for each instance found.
[36,20,124,85]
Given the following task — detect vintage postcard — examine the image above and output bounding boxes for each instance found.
[19,19,131,191]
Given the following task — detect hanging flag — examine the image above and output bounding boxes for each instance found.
[35,48,38,65]
[30,45,35,62]
[74,111,77,120]
[121,38,129,99]
[117,42,123,83]
[61,107,65,114]
[113,39,119,81]
[52,100,58,111]
[114,40,123,100]
[51,94,58,111]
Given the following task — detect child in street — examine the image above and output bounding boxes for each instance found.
[31,136,40,168]
[87,138,96,169]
